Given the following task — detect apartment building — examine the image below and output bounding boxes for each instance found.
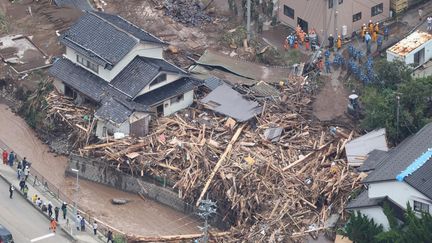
[278,0,390,39]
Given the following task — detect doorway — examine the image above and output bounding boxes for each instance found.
[414,48,425,66]
[156,104,164,117]
[297,17,308,33]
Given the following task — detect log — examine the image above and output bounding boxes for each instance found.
[196,124,246,206]
[131,231,230,242]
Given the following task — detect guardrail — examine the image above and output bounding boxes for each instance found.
[0,139,127,241]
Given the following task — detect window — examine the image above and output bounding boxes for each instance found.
[76,54,98,73]
[150,73,167,87]
[328,0,333,9]
[283,5,294,19]
[353,12,362,22]
[338,0,343,4]
[170,94,184,104]
[414,200,429,213]
[371,3,383,17]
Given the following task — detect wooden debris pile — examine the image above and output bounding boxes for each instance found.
[77,79,362,241]
[45,91,96,149]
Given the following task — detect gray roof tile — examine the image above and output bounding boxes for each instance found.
[60,12,139,67]
[364,123,432,183]
[49,58,116,102]
[92,12,167,45]
[95,97,133,124]
[110,57,160,98]
[406,158,432,199]
[358,150,389,172]
[135,77,200,106]
[346,190,384,209]
[53,0,93,11]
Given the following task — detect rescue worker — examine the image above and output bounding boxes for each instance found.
[377,35,383,52]
[336,35,342,50]
[293,40,299,49]
[325,59,331,73]
[368,20,374,34]
[372,29,377,42]
[317,56,324,71]
[2,150,7,165]
[360,24,366,42]
[384,25,389,41]
[305,37,310,51]
[365,32,372,55]
[328,34,334,49]
[50,218,57,233]
[374,22,380,35]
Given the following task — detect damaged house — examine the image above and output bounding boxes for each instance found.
[49,11,200,138]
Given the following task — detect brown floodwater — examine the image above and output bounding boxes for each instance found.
[0,104,200,235]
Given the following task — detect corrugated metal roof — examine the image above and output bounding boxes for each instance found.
[345,128,389,166]
[388,31,432,57]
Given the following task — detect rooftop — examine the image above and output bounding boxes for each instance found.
[60,11,166,69]
[387,31,432,57]
[364,123,432,199]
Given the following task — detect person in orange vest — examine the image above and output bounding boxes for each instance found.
[336,35,342,50]
[2,150,7,165]
[317,57,324,70]
[374,22,380,34]
[50,218,57,233]
[305,38,310,51]
[294,40,299,49]
[368,20,374,34]
[372,29,377,42]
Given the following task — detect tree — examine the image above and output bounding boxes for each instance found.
[361,76,432,144]
[341,211,383,243]
[373,59,413,90]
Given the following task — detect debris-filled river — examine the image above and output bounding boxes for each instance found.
[0,103,200,236]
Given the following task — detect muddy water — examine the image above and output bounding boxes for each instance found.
[0,104,200,235]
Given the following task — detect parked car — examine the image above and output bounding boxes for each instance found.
[0,225,14,243]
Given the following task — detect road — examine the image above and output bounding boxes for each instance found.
[0,178,71,243]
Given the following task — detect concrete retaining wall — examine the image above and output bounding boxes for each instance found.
[66,154,195,214]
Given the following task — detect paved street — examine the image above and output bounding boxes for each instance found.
[0,177,71,243]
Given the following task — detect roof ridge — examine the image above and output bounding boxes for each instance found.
[88,11,140,45]
[92,11,167,45]
[140,56,187,74]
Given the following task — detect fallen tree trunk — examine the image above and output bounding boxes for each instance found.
[130,231,230,242]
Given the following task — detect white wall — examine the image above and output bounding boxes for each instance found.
[387,40,432,66]
[162,90,194,116]
[368,181,431,213]
[357,207,390,230]
[95,119,130,139]
[135,73,184,98]
[64,43,164,82]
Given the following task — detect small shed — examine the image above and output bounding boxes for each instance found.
[387,31,432,67]
[345,128,389,166]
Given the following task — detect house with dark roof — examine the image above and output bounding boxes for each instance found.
[49,11,200,138]
[347,123,432,230]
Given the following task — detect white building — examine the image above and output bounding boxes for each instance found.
[49,11,200,138]
[386,31,432,67]
[347,123,432,230]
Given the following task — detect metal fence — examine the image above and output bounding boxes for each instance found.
[0,140,127,241]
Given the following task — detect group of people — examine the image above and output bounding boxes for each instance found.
[359,20,387,54]
[32,195,67,232]
[284,25,319,51]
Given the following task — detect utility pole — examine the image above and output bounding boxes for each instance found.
[246,0,251,41]
[334,0,338,37]
[197,195,217,243]
[396,95,400,140]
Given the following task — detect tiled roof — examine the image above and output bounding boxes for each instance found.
[203,76,224,90]
[346,190,384,209]
[95,97,133,124]
[364,123,432,199]
[110,57,160,98]
[92,12,167,45]
[141,57,187,74]
[134,77,200,106]
[405,158,432,199]
[49,58,119,102]
[53,0,93,11]
[358,150,389,172]
[110,56,188,98]
[60,12,138,68]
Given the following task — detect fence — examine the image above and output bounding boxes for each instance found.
[0,139,127,241]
